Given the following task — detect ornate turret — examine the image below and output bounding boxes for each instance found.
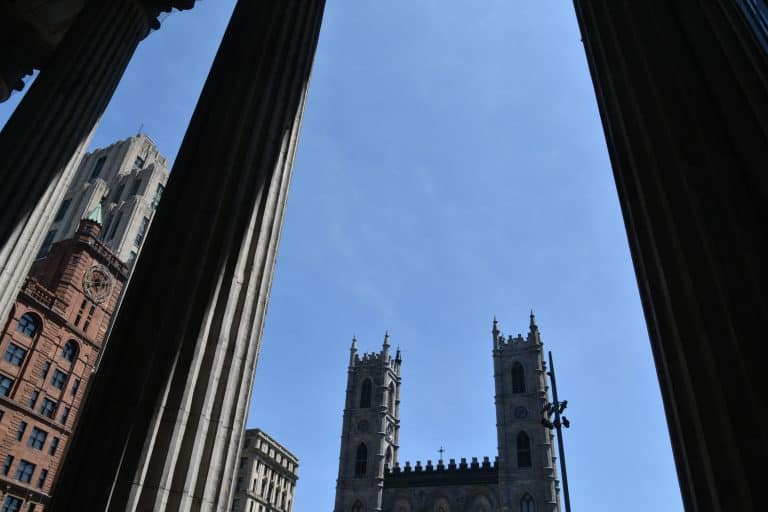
[350,336,358,366]
[527,310,541,344]
[77,203,103,238]
[382,330,391,358]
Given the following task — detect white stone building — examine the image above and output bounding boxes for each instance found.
[233,429,299,512]
[39,134,169,266]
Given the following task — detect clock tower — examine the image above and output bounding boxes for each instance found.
[0,206,128,510]
[493,314,560,512]
[333,334,401,512]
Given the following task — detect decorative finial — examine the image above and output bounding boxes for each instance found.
[530,309,537,329]
[383,330,390,346]
[350,336,358,351]
[83,203,102,225]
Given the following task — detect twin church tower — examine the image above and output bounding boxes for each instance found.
[334,315,561,512]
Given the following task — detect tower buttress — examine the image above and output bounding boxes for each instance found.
[334,334,401,512]
[494,314,560,512]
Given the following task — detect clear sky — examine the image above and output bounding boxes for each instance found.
[1,2,683,511]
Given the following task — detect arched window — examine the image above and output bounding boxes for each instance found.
[517,431,532,468]
[520,493,535,512]
[512,362,526,393]
[352,500,364,512]
[388,383,395,411]
[385,446,393,468]
[360,379,372,408]
[16,313,39,338]
[354,443,368,476]
[62,340,79,363]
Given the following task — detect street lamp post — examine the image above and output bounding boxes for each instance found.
[541,350,572,512]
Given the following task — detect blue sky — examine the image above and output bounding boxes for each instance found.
[1,2,682,511]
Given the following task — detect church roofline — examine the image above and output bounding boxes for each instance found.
[384,457,498,488]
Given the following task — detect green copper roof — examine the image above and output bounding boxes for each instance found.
[84,203,102,225]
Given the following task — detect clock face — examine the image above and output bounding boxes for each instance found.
[83,265,113,304]
[513,406,528,419]
[386,424,394,440]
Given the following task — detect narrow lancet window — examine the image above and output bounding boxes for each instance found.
[360,379,372,408]
[517,431,532,468]
[512,362,526,393]
[354,443,368,476]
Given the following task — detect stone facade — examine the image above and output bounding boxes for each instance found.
[41,134,170,266]
[0,217,127,511]
[334,316,560,512]
[232,429,298,512]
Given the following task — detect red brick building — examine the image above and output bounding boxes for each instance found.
[0,213,127,511]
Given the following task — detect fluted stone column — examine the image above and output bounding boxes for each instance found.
[0,0,157,326]
[573,2,768,510]
[50,2,325,511]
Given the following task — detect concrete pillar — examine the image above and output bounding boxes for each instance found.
[0,0,154,326]
[50,1,325,511]
[572,1,768,510]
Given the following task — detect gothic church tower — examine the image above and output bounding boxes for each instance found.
[334,334,402,512]
[493,314,560,512]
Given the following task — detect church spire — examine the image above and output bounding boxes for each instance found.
[382,330,390,358]
[492,315,501,348]
[528,310,541,344]
[349,336,358,366]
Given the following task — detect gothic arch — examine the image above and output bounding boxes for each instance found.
[511,361,526,393]
[385,445,393,468]
[360,378,373,408]
[351,500,364,512]
[390,496,413,512]
[354,442,368,476]
[517,430,532,469]
[520,493,535,512]
[388,382,396,411]
[466,493,493,512]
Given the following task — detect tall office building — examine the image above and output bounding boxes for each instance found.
[0,213,128,511]
[232,429,299,512]
[39,134,169,266]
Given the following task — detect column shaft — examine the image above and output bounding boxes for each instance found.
[0,0,151,324]
[573,1,768,510]
[50,1,325,511]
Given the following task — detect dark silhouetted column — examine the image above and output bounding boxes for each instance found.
[573,2,768,510]
[0,0,153,326]
[51,1,325,510]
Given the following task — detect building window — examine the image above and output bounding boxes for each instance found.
[360,379,372,408]
[388,383,395,411]
[133,156,145,170]
[14,460,35,483]
[16,313,39,338]
[0,375,13,397]
[91,156,107,180]
[108,212,123,240]
[127,251,138,267]
[2,455,13,475]
[134,216,150,246]
[51,370,66,390]
[54,199,71,223]
[240,457,247,469]
[1,496,22,512]
[37,230,56,259]
[28,428,47,450]
[351,501,363,512]
[71,378,81,396]
[28,390,39,408]
[4,343,27,366]
[354,443,368,476]
[520,493,535,512]
[151,183,165,210]
[37,469,48,489]
[49,437,59,456]
[129,177,142,196]
[16,421,27,441]
[62,340,78,363]
[512,362,526,393]
[60,406,70,425]
[517,431,532,469]
[40,361,51,379]
[39,399,56,419]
